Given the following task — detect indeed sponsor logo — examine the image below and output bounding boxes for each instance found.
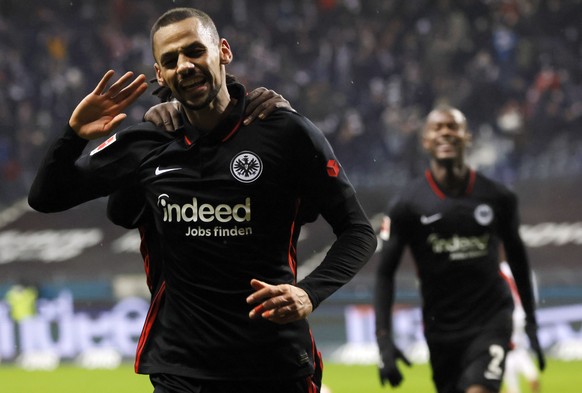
[185,226,253,237]
[157,194,251,224]
[427,233,490,261]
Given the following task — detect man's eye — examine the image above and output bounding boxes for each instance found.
[186,49,205,58]
[163,60,177,68]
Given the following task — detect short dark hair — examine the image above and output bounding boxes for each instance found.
[150,7,219,55]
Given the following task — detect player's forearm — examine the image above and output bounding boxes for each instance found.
[28,125,92,212]
[502,200,539,322]
[514,269,537,322]
[374,274,397,337]
[505,241,537,322]
[374,232,406,336]
[297,218,376,309]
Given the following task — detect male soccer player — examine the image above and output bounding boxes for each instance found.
[28,7,377,393]
[108,75,298,363]
[373,106,544,393]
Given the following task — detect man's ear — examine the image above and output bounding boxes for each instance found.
[421,131,431,152]
[154,63,166,86]
[219,38,233,65]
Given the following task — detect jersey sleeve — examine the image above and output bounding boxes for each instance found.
[289,115,377,308]
[28,125,98,212]
[497,190,538,325]
[28,123,160,213]
[374,196,409,337]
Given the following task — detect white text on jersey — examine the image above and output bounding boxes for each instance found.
[157,194,251,223]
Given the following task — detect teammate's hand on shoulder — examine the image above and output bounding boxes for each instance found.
[525,322,546,371]
[144,101,182,131]
[243,87,296,126]
[377,335,411,387]
[246,279,312,324]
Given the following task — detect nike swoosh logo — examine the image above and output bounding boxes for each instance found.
[155,166,182,176]
[420,213,442,225]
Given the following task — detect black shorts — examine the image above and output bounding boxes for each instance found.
[149,345,323,393]
[150,373,321,393]
[427,315,512,393]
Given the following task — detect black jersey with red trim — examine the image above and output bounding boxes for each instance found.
[378,169,535,340]
[28,83,376,380]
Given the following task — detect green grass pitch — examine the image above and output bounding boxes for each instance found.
[0,360,580,392]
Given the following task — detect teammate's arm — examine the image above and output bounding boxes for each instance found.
[500,193,546,371]
[144,87,296,131]
[144,70,296,133]
[374,213,411,387]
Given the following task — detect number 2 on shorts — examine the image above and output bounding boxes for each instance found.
[484,344,505,380]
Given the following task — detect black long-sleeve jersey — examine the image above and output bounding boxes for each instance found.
[375,169,537,342]
[28,83,377,380]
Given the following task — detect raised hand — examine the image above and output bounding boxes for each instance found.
[70,70,148,140]
[247,279,313,324]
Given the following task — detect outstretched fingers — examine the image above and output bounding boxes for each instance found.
[93,70,116,95]
[110,73,148,105]
[93,70,147,106]
[105,113,129,132]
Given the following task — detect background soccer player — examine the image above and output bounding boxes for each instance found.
[373,106,544,393]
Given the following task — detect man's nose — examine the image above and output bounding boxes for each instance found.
[177,56,195,74]
[439,125,456,135]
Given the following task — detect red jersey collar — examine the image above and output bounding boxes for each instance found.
[180,83,246,147]
[424,168,476,199]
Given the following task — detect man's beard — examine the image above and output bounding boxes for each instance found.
[181,81,222,111]
[179,68,224,111]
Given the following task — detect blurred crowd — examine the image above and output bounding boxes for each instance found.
[1,0,581,208]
